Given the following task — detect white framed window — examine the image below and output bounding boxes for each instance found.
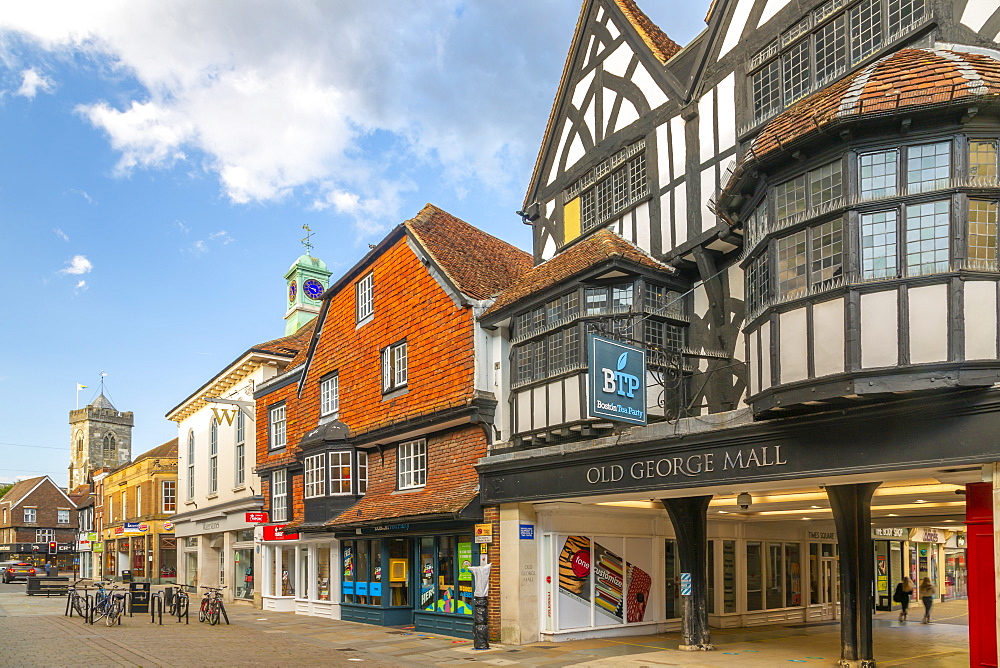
[330,452,352,495]
[397,439,427,490]
[36,529,54,542]
[23,508,36,523]
[320,374,340,416]
[358,451,368,495]
[57,509,70,524]
[187,429,195,500]
[272,470,288,522]
[235,410,246,487]
[356,272,374,323]
[381,340,408,392]
[304,454,326,498]
[209,417,219,494]
[122,491,128,519]
[269,404,286,450]
[162,480,176,513]
[136,485,142,515]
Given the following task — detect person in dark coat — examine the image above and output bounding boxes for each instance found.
[893,577,913,621]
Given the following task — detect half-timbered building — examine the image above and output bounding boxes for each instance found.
[478,0,1000,664]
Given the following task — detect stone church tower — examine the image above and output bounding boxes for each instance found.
[68,393,133,489]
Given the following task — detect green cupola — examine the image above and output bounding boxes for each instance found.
[284,229,331,335]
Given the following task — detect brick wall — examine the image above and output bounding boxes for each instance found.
[483,505,501,641]
[0,479,78,537]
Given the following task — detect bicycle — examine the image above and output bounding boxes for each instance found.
[66,578,89,619]
[199,585,228,626]
[90,581,126,626]
[167,588,189,618]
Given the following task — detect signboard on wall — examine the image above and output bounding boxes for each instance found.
[263,525,299,541]
[557,535,651,624]
[246,512,268,523]
[588,335,647,426]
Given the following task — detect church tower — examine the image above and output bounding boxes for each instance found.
[284,225,331,335]
[68,393,133,489]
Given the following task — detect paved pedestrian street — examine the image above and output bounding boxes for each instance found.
[0,585,969,667]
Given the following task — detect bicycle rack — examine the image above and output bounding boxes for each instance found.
[174,592,190,625]
[149,592,164,625]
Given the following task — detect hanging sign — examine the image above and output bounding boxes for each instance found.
[246,512,269,523]
[263,525,299,541]
[588,335,647,426]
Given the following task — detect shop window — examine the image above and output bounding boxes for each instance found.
[356,272,374,323]
[304,453,326,498]
[209,418,219,494]
[162,480,176,513]
[271,470,288,522]
[342,540,381,606]
[860,150,898,199]
[418,535,475,615]
[381,340,408,392]
[320,373,339,416]
[766,542,785,609]
[968,200,998,268]
[397,439,427,490]
[235,410,246,487]
[219,551,225,587]
[746,542,764,611]
[969,140,998,180]
[268,404,286,450]
[280,547,295,596]
[906,142,951,194]
[234,548,253,599]
[905,200,950,275]
[186,430,195,499]
[861,209,898,279]
[722,540,737,613]
[329,451,352,495]
[317,548,331,601]
[389,538,409,606]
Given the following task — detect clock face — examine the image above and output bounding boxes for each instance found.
[304,278,324,300]
[288,281,297,302]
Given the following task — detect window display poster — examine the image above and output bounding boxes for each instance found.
[458,542,472,581]
[558,535,651,624]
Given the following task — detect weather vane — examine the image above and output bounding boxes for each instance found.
[301,224,314,256]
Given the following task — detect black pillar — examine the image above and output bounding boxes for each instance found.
[661,495,713,651]
[827,482,880,668]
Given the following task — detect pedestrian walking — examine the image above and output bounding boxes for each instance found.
[44,562,51,577]
[919,577,935,623]
[893,577,913,621]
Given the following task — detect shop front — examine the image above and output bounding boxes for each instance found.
[76,532,98,579]
[0,543,77,573]
[944,532,967,600]
[908,528,946,602]
[102,522,176,584]
[172,504,264,603]
[333,521,482,638]
[872,527,908,611]
[260,523,302,612]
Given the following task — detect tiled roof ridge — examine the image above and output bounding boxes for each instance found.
[253,318,317,357]
[132,438,179,464]
[404,203,532,301]
[483,228,673,317]
[612,0,682,64]
[0,476,46,504]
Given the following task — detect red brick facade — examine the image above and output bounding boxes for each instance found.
[0,476,78,546]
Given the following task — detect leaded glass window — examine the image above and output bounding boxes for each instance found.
[861,210,898,279]
[906,142,950,194]
[777,229,809,297]
[968,200,998,267]
[783,40,811,103]
[747,253,771,313]
[905,200,950,275]
[752,60,782,119]
[811,219,844,287]
[850,0,882,64]
[969,140,997,180]
[860,150,898,199]
[815,14,848,82]
[888,0,925,35]
[810,161,843,208]
[775,174,808,221]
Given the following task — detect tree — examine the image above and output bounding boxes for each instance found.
[0,483,14,499]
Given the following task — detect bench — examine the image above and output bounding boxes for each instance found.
[25,577,69,597]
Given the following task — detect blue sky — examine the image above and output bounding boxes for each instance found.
[0,1,708,484]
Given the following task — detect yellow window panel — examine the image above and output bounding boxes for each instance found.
[564,197,581,244]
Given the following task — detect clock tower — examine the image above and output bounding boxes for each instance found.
[285,226,332,335]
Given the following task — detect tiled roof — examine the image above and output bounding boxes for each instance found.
[325,480,478,528]
[132,438,178,464]
[405,204,532,301]
[613,0,681,64]
[0,476,45,506]
[750,47,1000,160]
[483,229,674,317]
[253,318,317,362]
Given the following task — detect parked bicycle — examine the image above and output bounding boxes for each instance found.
[91,581,127,626]
[65,578,90,619]
[166,588,189,618]
[199,585,228,626]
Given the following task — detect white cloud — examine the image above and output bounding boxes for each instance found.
[59,254,92,275]
[174,220,189,234]
[207,230,233,245]
[74,279,87,291]
[0,1,577,230]
[54,228,69,242]
[15,67,53,98]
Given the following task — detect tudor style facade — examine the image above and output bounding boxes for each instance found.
[478,0,1000,664]
[254,205,530,637]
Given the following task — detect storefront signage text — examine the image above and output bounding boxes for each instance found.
[873,527,906,538]
[262,525,299,541]
[588,335,646,426]
[245,512,268,523]
[202,522,221,531]
[808,531,835,540]
[585,445,788,485]
[475,524,493,544]
[373,524,410,532]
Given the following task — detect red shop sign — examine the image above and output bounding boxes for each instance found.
[246,512,269,523]
[263,524,299,541]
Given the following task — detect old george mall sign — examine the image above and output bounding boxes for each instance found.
[588,335,646,426]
